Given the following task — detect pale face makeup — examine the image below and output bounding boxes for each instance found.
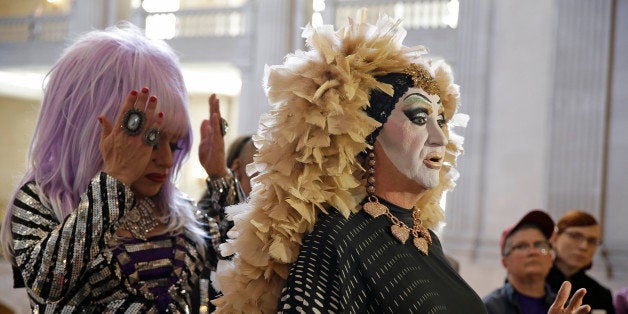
[377,87,448,190]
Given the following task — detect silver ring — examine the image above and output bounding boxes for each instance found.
[220,118,229,137]
[121,108,146,136]
[143,128,160,146]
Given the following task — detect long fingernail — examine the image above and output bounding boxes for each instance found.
[158,112,164,118]
[150,95,157,102]
[142,87,149,93]
[131,90,138,96]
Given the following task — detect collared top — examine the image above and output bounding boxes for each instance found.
[483,281,556,314]
[546,265,615,314]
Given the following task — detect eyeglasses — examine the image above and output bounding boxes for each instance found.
[562,231,602,246]
[504,240,551,256]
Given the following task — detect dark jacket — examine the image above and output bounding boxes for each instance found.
[546,265,615,314]
[483,282,555,314]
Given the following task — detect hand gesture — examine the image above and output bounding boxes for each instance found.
[98,87,163,186]
[548,281,591,314]
[199,93,228,177]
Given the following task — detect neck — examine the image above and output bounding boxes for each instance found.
[376,189,424,210]
[507,274,547,298]
[554,259,580,278]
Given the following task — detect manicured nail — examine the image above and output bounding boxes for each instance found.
[130,90,138,96]
[150,95,157,102]
[158,112,164,118]
[141,87,149,93]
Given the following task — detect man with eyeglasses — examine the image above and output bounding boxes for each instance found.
[547,210,615,314]
[484,210,559,313]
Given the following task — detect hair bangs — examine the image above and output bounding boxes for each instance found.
[557,210,598,232]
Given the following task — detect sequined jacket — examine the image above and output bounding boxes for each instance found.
[9,172,221,313]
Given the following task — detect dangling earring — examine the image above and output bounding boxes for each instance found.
[363,149,387,217]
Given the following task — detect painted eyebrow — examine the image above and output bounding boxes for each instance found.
[404,93,445,116]
[403,92,432,104]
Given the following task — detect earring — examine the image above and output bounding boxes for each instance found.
[366,150,376,195]
[363,149,386,217]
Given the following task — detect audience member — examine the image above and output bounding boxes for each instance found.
[547,210,615,313]
[484,210,560,313]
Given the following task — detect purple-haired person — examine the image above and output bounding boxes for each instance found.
[0,23,233,313]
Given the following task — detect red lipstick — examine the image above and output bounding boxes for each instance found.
[146,173,167,183]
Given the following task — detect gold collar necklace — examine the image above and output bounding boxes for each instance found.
[363,195,432,255]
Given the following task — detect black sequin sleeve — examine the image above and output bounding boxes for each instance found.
[196,169,246,243]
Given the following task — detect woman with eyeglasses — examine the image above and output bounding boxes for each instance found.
[548,210,615,313]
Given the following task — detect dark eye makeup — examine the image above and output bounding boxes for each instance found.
[403,107,429,126]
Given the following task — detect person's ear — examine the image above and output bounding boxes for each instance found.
[501,256,508,268]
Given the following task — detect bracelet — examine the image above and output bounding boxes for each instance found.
[206,170,236,193]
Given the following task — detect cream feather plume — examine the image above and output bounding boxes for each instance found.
[213,11,464,313]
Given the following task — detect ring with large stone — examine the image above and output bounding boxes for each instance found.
[121,108,146,136]
[220,118,229,137]
[143,128,160,146]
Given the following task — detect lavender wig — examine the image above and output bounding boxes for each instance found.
[2,23,205,259]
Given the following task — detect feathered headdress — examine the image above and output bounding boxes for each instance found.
[213,10,466,313]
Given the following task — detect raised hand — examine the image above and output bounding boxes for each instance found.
[548,281,591,314]
[98,87,163,186]
[199,93,228,177]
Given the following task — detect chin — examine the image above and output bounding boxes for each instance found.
[421,181,439,190]
[412,172,440,190]
[132,186,163,199]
